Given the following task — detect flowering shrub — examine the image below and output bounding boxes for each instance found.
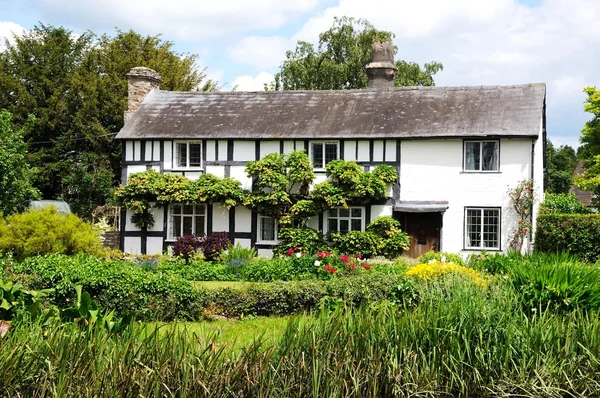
[282,249,373,278]
[172,235,201,263]
[406,260,487,288]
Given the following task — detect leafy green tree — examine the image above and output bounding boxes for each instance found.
[545,139,577,194]
[270,17,443,90]
[0,110,40,215]
[575,87,600,203]
[0,24,219,208]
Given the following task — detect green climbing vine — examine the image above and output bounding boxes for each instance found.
[114,150,399,230]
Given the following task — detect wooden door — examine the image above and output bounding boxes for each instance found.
[398,212,442,258]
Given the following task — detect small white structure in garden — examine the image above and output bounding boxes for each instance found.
[116,42,545,257]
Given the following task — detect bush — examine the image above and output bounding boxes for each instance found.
[365,216,401,237]
[198,232,230,261]
[203,273,414,317]
[539,193,590,214]
[365,216,410,258]
[274,227,327,256]
[406,260,487,288]
[172,235,200,263]
[0,207,104,259]
[158,258,237,281]
[468,251,525,274]
[417,251,465,266]
[220,243,257,268]
[328,231,382,258]
[535,214,600,262]
[1,254,202,321]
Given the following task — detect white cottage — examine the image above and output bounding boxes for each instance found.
[115,43,546,257]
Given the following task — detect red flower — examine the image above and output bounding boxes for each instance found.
[340,254,349,263]
[317,251,324,258]
[294,246,300,252]
[325,251,331,257]
[329,267,336,274]
[351,263,357,270]
[356,253,362,259]
[324,264,330,271]
[287,248,294,256]
[361,262,367,268]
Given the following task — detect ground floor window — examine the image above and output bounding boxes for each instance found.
[326,207,364,234]
[464,207,500,249]
[168,204,206,240]
[258,215,278,243]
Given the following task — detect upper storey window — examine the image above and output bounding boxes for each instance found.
[310,141,339,169]
[464,140,499,172]
[174,141,202,169]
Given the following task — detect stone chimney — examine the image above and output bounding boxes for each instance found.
[124,67,162,122]
[365,41,397,89]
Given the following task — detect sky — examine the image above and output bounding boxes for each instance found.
[1,0,599,149]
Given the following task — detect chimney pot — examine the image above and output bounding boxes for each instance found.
[365,41,397,89]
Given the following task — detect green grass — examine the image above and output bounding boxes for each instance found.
[149,315,296,350]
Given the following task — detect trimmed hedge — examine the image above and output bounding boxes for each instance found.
[535,214,600,262]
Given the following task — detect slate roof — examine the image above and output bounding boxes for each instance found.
[116,83,546,140]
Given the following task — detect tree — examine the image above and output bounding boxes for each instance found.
[0,24,219,215]
[544,139,577,194]
[575,87,600,204]
[269,17,443,91]
[0,110,40,215]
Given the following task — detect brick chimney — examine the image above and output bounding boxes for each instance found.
[124,67,162,122]
[365,41,397,89]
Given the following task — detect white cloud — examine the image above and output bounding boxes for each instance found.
[231,71,274,91]
[36,0,325,40]
[228,36,293,69]
[0,21,26,51]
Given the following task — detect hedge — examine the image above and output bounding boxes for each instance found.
[535,214,600,262]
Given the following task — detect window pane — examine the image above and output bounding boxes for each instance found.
[172,204,181,214]
[482,142,499,171]
[182,216,193,235]
[176,143,187,168]
[183,204,194,214]
[328,219,338,232]
[261,217,275,241]
[466,209,481,247]
[325,143,338,165]
[195,205,205,215]
[351,219,362,231]
[195,216,205,236]
[173,215,181,238]
[327,208,337,217]
[339,208,350,217]
[483,209,499,248]
[312,143,324,168]
[465,142,480,170]
[340,220,349,233]
[351,208,362,218]
[189,143,202,167]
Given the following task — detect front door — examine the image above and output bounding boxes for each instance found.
[397,212,442,258]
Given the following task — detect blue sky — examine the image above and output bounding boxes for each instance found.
[2,0,599,149]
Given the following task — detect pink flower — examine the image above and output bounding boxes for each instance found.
[324,265,330,271]
[287,248,294,256]
[356,253,362,260]
[294,247,300,252]
[317,251,324,258]
[351,263,357,270]
[325,251,331,257]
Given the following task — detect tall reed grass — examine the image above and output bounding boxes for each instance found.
[2,277,600,397]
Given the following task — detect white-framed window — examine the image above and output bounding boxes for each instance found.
[167,203,206,240]
[257,215,278,243]
[174,141,202,170]
[464,207,501,250]
[326,207,364,234]
[464,140,499,171]
[310,141,339,169]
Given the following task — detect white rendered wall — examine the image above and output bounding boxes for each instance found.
[212,204,230,232]
[126,165,146,179]
[233,141,255,161]
[146,237,163,255]
[531,123,545,250]
[235,206,252,233]
[400,138,535,255]
[123,236,141,254]
[229,166,253,190]
[371,205,393,221]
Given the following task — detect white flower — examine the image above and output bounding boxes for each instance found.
[428,259,435,264]
[295,252,301,258]
[503,275,509,279]
[314,260,321,266]
[441,255,447,263]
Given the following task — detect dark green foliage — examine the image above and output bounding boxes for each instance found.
[535,214,600,262]
[544,139,577,194]
[417,251,465,265]
[0,207,104,259]
[0,110,39,215]
[172,235,200,263]
[203,273,413,317]
[539,192,590,214]
[271,16,442,90]
[366,216,410,258]
[274,227,327,256]
[0,280,52,321]
[328,231,382,258]
[1,254,202,321]
[157,259,236,281]
[468,251,525,274]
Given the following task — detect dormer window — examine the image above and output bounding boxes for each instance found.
[174,141,202,170]
[310,141,339,169]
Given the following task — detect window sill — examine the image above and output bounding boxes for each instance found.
[460,171,501,174]
[462,248,502,252]
[256,240,281,245]
[171,168,204,172]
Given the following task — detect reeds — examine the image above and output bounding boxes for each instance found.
[2,277,600,397]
